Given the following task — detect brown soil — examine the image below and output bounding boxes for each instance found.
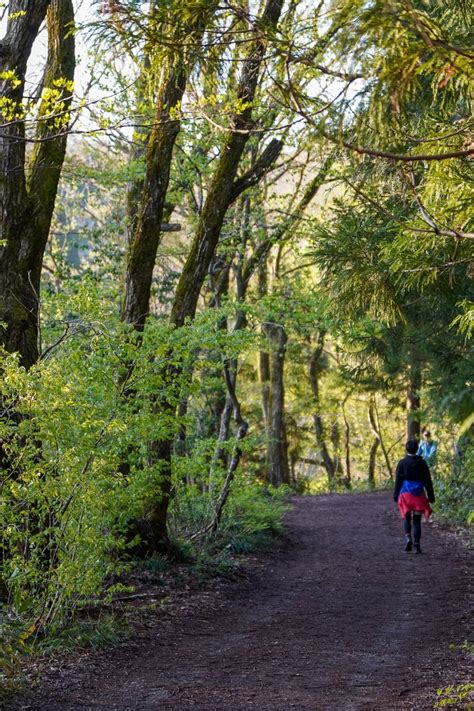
[6,492,473,710]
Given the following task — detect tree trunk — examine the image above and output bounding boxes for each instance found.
[262,322,290,486]
[368,436,379,489]
[341,397,352,489]
[0,0,75,592]
[367,399,380,488]
[309,332,336,490]
[121,2,219,328]
[208,367,236,493]
[121,59,186,328]
[330,420,344,483]
[126,438,173,557]
[373,396,393,479]
[118,6,221,551]
[191,361,249,540]
[257,262,271,451]
[259,348,271,436]
[208,266,231,447]
[0,0,75,368]
[170,0,284,329]
[406,359,422,440]
[138,0,284,551]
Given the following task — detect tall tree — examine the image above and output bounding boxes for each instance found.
[170,0,285,328]
[121,0,218,329]
[0,0,75,368]
[262,321,290,486]
[131,0,286,551]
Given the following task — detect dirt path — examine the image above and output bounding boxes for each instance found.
[8,492,473,710]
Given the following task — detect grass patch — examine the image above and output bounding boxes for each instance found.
[36,614,130,656]
[224,530,275,554]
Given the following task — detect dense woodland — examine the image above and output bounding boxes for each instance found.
[0,0,473,660]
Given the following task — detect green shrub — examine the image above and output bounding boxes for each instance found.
[434,682,474,708]
[434,445,474,526]
[0,618,35,684]
[0,285,271,644]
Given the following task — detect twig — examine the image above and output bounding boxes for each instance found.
[39,322,71,361]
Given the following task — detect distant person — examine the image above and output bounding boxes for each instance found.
[417,429,437,466]
[393,439,435,554]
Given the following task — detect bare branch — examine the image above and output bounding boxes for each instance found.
[230,138,283,202]
[321,130,474,163]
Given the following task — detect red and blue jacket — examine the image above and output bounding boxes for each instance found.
[393,454,435,503]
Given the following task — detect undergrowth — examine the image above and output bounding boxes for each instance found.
[434,682,474,708]
[0,481,291,691]
[36,615,130,656]
[434,448,474,527]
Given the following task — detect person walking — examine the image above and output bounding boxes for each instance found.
[394,439,435,553]
[417,429,437,467]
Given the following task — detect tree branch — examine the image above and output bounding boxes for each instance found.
[229,138,283,203]
[321,130,474,163]
[405,169,474,240]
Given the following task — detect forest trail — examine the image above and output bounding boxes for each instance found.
[10,492,472,710]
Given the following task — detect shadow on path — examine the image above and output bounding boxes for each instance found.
[7,492,472,710]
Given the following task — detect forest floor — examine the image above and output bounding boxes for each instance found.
[6,491,473,711]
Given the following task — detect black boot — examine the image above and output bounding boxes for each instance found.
[414,542,422,554]
[404,535,413,552]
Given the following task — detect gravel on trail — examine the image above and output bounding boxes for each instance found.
[6,492,472,710]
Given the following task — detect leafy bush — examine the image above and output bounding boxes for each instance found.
[434,445,474,526]
[1,285,284,648]
[220,481,291,538]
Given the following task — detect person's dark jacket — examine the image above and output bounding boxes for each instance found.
[393,454,435,502]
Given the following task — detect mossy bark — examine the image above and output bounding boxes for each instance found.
[119,6,220,552]
[121,3,219,329]
[140,0,285,551]
[0,0,75,369]
[121,59,187,328]
[262,322,291,487]
[0,0,75,595]
[170,0,285,329]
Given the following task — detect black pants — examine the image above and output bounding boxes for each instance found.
[404,511,422,543]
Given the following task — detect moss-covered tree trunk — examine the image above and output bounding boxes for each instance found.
[121,2,219,328]
[0,0,75,595]
[121,59,186,328]
[118,6,221,552]
[170,0,284,328]
[262,322,290,486]
[138,0,285,551]
[0,0,74,369]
